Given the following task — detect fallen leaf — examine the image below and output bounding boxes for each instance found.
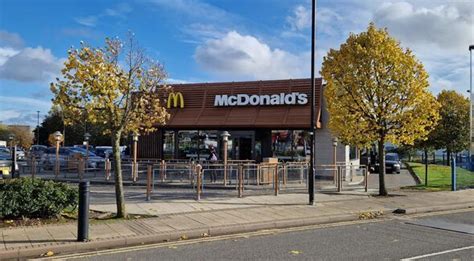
[289,250,302,255]
[180,235,188,240]
[201,232,209,237]
[41,251,54,257]
[4,220,14,224]
[168,246,177,249]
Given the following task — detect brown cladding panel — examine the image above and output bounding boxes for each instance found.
[160,78,322,129]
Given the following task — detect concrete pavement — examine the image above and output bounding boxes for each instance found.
[1,189,473,259]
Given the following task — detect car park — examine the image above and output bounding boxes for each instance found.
[40,147,105,170]
[30,145,47,159]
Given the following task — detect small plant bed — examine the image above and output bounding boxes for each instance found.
[404,162,474,190]
[0,209,149,228]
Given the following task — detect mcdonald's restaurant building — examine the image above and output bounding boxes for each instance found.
[138,78,359,166]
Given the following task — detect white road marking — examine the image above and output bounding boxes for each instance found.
[400,245,474,260]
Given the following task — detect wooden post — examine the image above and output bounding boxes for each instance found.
[105,158,110,181]
[78,158,84,181]
[274,164,279,196]
[31,158,36,179]
[283,164,287,185]
[55,140,60,180]
[146,164,152,201]
[160,160,165,182]
[238,164,243,198]
[196,164,202,201]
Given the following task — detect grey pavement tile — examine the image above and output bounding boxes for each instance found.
[159,215,206,230]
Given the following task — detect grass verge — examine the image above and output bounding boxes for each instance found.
[404,162,474,191]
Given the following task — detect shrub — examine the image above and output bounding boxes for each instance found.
[0,178,78,219]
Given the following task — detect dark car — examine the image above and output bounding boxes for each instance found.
[385,153,401,174]
[370,153,401,174]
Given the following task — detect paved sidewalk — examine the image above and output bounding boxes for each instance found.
[1,189,473,259]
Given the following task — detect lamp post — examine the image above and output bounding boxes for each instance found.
[469,44,474,168]
[132,132,139,182]
[308,0,317,205]
[84,132,91,175]
[53,131,63,179]
[221,131,231,186]
[36,111,40,145]
[9,134,16,178]
[332,137,338,185]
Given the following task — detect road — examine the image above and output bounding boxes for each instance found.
[50,210,473,261]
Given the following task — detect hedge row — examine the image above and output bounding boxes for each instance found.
[0,178,78,219]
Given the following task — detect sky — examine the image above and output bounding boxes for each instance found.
[0,0,473,127]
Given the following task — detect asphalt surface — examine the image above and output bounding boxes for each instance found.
[56,210,474,261]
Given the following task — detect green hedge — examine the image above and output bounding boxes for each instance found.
[0,178,78,219]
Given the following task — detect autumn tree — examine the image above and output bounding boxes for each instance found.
[321,23,440,196]
[51,35,170,217]
[0,124,34,149]
[429,90,469,165]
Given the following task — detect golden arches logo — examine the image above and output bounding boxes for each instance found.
[167,92,184,108]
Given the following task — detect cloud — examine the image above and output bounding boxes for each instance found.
[147,0,230,21]
[373,2,473,53]
[0,46,64,82]
[287,5,311,31]
[195,31,309,80]
[0,96,51,126]
[75,3,132,27]
[75,16,98,27]
[0,30,24,48]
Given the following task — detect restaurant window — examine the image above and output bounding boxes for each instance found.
[163,131,175,159]
[177,131,199,160]
[272,130,308,161]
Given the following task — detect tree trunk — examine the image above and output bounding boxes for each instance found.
[378,139,388,196]
[112,132,127,218]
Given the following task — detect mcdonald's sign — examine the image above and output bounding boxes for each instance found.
[167,92,184,108]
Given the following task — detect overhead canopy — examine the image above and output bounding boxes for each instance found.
[160,78,323,129]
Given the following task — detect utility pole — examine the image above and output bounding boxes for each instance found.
[469,45,473,169]
[36,110,40,145]
[308,0,317,205]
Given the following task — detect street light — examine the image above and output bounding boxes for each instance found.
[221,131,231,185]
[308,0,317,205]
[53,131,63,179]
[332,137,338,186]
[84,132,91,175]
[469,44,474,169]
[132,132,139,182]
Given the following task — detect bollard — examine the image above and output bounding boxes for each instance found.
[105,158,111,181]
[146,164,152,201]
[274,164,279,196]
[337,166,342,192]
[364,168,368,192]
[451,156,457,191]
[238,164,243,198]
[196,164,202,201]
[78,181,90,242]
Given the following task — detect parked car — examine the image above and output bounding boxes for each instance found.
[371,153,401,174]
[15,148,25,161]
[0,151,11,177]
[95,147,113,158]
[30,145,47,159]
[385,153,401,174]
[40,147,105,170]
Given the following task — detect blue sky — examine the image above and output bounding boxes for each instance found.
[0,0,473,126]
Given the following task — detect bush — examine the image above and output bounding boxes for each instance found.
[0,178,78,219]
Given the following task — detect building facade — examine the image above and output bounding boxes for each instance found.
[137,78,357,166]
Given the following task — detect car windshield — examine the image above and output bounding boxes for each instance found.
[385,154,399,161]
